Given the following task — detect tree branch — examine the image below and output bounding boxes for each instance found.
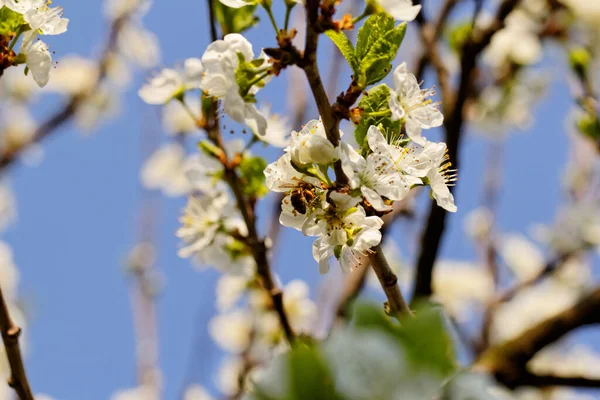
[477,287,600,387]
[507,373,600,389]
[369,244,413,317]
[412,0,521,301]
[0,284,34,400]
[204,102,296,344]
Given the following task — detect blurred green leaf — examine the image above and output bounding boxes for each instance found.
[397,300,457,377]
[288,345,343,400]
[239,155,268,198]
[213,0,259,35]
[354,301,456,378]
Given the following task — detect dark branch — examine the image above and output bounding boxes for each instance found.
[0,284,34,400]
[478,287,600,387]
[412,0,521,301]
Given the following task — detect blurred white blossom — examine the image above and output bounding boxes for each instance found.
[141,143,190,197]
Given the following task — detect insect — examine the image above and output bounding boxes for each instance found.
[289,186,317,215]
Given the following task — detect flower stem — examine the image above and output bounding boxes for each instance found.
[284,4,293,31]
[241,71,270,97]
[263,5,280,37]
[176,96,202,124]
[352,8,370,25]
[7,26,24,52]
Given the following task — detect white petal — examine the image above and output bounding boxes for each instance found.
[26,40,52,87]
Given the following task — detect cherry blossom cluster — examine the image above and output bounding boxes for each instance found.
[139,33,271,136]
[0,0,69,87]
[265,63,456,273]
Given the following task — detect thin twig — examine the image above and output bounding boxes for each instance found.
[414,0,460,81]
[412,0,521,301]
[0,284,34,400]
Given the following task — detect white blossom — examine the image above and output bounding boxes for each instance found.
[184,385,214,400]
[264,152,324,232]
[217,358,244,396]
[376,0,421,22]
[209,309,253,353]
[141,143,190,197]
[0,65,39,102]
[500,234,544,281]
[0,243,19,302]
[464,207,494,241]
[389,63,443,145]
[216,275,250,311]
[432,261,494,320]
[110,386,157,400]
[138,58,204,104]
[308,193,383,273]
[73,85,120,131]
[282,280,316,333]
[185,140,245,192]
[200,34,268,135]
[45,56,99,95]
[118,23,161,69]
[421,141,457,212]
[490,281,579,343]
[198,218,255,276]
[104,0,151,20]
[287,119,339,166]
[0,104,37,156]
[218,0,255,8]
[530,344,600,379]
[258,106,291,148]
[24,40,52,88]
[6,0,68,35]
[177,191,230,259]
[483,10,542,67]
[162,97,200,135]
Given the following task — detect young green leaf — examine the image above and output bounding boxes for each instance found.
[325,30,359,77]
[353,84,401,148]
[355,13,396,62]
[213,0,259,35]
[357,22,406,87]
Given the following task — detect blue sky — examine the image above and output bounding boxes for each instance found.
[2,0,599,399]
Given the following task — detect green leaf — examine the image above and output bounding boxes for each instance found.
[288,346,342,400]
[0,6,25,38]
[397,300,457,377]
[239,155,268,198]
[353,301,456,379]
[357,20,406,87]
[325,30,359,77]
[213,0,259,35]
[355,13,395,62]
[353,84,401,148]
